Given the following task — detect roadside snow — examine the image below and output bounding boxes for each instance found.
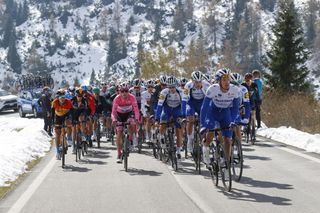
[0,117,51,187]
[257,126,320,154]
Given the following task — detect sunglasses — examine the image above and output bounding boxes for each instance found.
[169,86,176,89]
[120,89,129,93]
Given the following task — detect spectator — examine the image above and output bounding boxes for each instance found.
[252,70,263,128]
[38,87,53,136]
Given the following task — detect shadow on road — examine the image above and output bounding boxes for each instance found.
[78,159,107,165]
[86,150,111,159]
[240,176,294,190]
[63,165,92,172]
[127,168,163,176]
[244,155,271,161]
[220,188,292,206]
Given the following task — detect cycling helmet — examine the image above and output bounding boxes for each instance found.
[180,77,188,85]
[108,86,116,94]
[132,79,142,87]
[81,85,88,91]
[75,88,83,96]
[202,74,210,82]
[244,73,253,81]
[230,73,243,85]
[56,89,65,97]
[43,86,50,92]
[68,86,75,93]
[87,85,93,92]
[191,70,202,82]
[120,82,130,91]
[166,76,177,87]
[159,75,167,84]
[93,87,100,94]
[146,79,155,87]
[215,68,231,81]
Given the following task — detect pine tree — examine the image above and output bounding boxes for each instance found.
[81,19,90,44]
[172,0,185,41]
[265,0,310,93]
[7,28,22,74]
[305,0,319,47]
[90,69,96,85]
[2,15,13,48]
[74,76,80,87]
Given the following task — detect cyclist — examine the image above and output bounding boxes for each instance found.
[52,89,73,160]
[81,85,96,147]
[242,73,260,140]
[230,73,250,142]
[141,79,155,143]
[156,76,183,161]
[179,77,188,90]
[150,75,167,116]
[182,70,210,155]
[71,88,88,153]
[129,79,146,110]
[200,68,240,165]
[112,83,140,163]
[252,70,263,128]
[92,87,107,142]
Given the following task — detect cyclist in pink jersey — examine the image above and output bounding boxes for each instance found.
[112,83,140,163]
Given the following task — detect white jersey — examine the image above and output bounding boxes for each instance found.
[141,90,153,117]
[182,80,211,102]
[158,88,182,108]
[205,84,240,108]
[129,86,146,104]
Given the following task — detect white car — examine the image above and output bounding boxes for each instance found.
[0,89,18,112]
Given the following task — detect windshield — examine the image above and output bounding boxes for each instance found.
[0,90,11,96]
[33,91,43,99]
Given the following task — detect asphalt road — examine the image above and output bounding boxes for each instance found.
[1,133,320,213]
[0,111,19,118]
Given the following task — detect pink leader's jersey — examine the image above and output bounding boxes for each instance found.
[111,93,140,121]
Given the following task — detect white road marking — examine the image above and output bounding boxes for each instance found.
[277,146,320,164]
[7,156,57,213]
[168,166,214,213]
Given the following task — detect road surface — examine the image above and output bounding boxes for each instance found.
[1,133,320,213]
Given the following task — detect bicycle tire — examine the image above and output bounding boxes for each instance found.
[218,144,232,192]
[251,124,256,145]
[62,137,65,168]
[123,135,129,172]
[97,119,101,148]
[231,137,243,182]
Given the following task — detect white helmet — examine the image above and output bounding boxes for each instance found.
[159,75,167,84]
[166,76,177,87]
[202,74,210,82]
[230,73,243,85]
[215,68,231,81]
[146,79,155,87]
[191,70,203,82]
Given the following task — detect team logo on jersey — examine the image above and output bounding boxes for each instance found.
[184,89,188,95]
[245,92,249,99]
[159,94,165,100]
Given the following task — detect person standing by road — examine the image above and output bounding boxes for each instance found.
[252,70,263,128]
[38,86,53,136]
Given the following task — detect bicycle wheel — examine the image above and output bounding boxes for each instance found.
[96,120,101,148]
[123,136,129,172]
[138,127,143,154]
[218,144,232,192]
[194,132,201,174]
[251,123,256,145]
[76,132,81,162]
[61,137,66,168]
[231,137,243,182]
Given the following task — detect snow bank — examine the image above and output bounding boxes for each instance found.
[0,117,51,187]
[257,126,320,154]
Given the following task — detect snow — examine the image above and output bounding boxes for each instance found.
[0,117,51,187]
[257,126,320,154]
